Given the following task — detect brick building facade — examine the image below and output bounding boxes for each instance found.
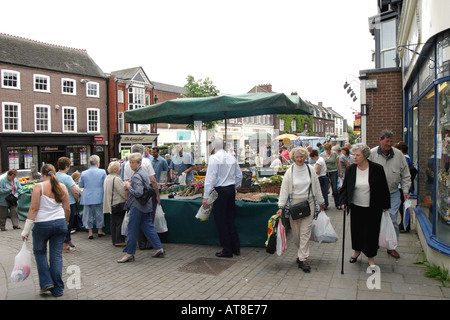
[360,68,403,148]
[0,33,108,172]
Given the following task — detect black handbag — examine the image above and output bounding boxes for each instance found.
[6,193,18,206]
[288,165,312,220]
[135,173,156,206]
[111,177,126,215]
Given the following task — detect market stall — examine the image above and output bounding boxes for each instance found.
[123,92,312,247]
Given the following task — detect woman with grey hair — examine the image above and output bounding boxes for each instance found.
[277,147,325,272]
[118,153,164,263]
[79,155,107,239]
[103,161,127,247]
[339,143,390,267]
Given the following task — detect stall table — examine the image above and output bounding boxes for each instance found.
[16,193,278,248]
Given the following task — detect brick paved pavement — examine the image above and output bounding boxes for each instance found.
[1,204,449,302]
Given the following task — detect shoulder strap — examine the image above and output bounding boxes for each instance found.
[290,165,312,199]
[111,177,115,207]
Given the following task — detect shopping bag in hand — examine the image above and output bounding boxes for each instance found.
[379,211,398,250]
[154,204,168,233]
[310,211,338,243]
[10,241,31,283]
[266,214,280,254]
[403,200,411,230]
[276,218,287,256]
[121,211,129,236]
[195,189,218,221]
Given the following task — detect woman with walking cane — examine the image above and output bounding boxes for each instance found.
[339,143,390,268]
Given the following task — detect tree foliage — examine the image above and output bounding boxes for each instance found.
[183,75,221,130]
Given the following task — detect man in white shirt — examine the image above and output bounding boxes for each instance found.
[203,137,243,258]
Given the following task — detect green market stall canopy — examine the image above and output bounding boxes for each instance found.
[124,92,313,124]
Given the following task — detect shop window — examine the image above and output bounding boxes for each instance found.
[62,78,76,95]
[67,146,89,172]
[436,81,450,245]
[34,104,51,132]
[33,74,50,92]
[418,87,436,222]
[7,147,37,170]
[1,69,20,89]
[2,102,21,132]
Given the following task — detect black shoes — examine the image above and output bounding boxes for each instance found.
[215,251,233,258]
[349,253,361,263]
[152,249,165,258]
[296,258,311,273]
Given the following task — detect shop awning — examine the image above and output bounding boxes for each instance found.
[124,92,313,124]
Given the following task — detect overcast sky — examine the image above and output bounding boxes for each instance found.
[1,0,378,123]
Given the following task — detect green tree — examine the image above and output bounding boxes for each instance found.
[183,75,221,130]
[347,125,358,144]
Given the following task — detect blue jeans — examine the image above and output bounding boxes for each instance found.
[124,206,162,255]
[388,190,401,242]
[32,218,67,296]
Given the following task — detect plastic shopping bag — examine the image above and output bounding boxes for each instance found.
[154,204,168,233]
[10,241,31,283]
[178,172,187,185]
[379,211,398,250]
[121,211,129,236]
[276,219,287,256]
[403,199,412,230]
[310,211,338,244]
[195,189,218,221]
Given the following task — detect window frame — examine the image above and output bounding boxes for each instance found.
[86,108,100,133]
[62,106,77,133]
[2,102,21,132]
[33,74,50,93]
[1,69,21,90]
[34,104,52,132]
[86,81,100,98]
[61,78,76,96]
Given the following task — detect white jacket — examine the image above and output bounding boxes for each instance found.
[278,163,325,209]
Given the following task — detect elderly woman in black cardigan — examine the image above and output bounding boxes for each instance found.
[339,143,390,267]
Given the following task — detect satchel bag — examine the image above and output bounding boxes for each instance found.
[289,165,312,220]
[135,173,156,206]
[111,177,126,215]
[6,193,18,206]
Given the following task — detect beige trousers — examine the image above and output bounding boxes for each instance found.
[0,205,20,229]
[288,198,314,261]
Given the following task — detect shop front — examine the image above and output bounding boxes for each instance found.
[0,134,105,174]
[402,30,450,264]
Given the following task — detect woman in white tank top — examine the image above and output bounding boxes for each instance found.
[21,164,70,297]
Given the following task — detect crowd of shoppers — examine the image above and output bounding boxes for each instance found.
[4,131,414,296]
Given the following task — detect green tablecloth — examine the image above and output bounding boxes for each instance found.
[16,193,279,248]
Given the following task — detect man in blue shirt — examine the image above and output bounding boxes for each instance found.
[151,147,169,183]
